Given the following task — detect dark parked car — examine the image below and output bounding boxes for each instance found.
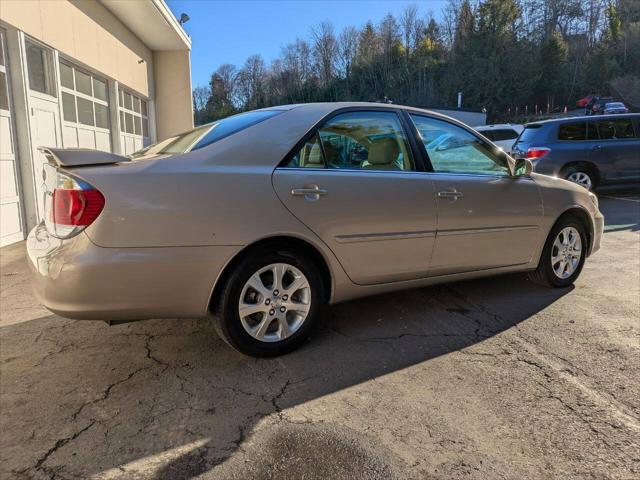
[585,96,613,115]
[512,114,640,190]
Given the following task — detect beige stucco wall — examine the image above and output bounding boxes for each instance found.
[0,0,153,97]
[153,49,193,140]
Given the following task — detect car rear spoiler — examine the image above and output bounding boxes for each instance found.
[38,147,130,167]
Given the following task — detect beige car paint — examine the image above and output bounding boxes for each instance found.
[26,103,604,321]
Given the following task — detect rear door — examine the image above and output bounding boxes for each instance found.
[409,114,543,276]
[591,117,640,180]
[273,109,437,285]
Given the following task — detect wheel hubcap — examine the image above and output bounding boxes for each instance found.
[551,227,582,279]
[238,263,311,343]
[567,171,592,190]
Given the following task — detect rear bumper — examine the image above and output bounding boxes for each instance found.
[27,224,239,321]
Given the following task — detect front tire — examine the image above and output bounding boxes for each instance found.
[212,247,325,357]
[528,216,587,288]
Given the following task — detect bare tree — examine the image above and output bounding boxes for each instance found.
[337,26,359,78]
[192,85,210,112]
[237,54,267,109]
[400,4,420,57]
[311,21,338,85]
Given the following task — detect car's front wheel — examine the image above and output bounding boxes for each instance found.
[528,216,587,288]
[212,247,324,357]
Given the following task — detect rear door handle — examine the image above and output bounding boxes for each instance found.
[437,190,464,200]
[592,145,602,151]
[291,185,327,201]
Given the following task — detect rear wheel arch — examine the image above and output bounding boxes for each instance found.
[209,236,333,313]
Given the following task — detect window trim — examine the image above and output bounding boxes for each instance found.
[277,106,428,173]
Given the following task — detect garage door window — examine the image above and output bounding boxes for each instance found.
[25,40,55,96]
[58,60,110,130]
[118,87,150,143]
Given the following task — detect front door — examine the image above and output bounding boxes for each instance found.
[23,37,61,220]
[273,110,437,285]
[409,113,543,276]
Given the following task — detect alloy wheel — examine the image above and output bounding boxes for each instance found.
[567,171,593,190]
[238,263,311,342]
[551,226,582,279]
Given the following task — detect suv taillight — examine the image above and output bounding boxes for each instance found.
[526,147,551,159]
[44,169,105,239]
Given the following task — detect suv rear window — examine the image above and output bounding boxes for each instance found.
[516,124,543,142]
[491,129,519,141]
[558,122,586,141]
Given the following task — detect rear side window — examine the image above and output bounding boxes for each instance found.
[491,129,519,141]
[558,122,586,141]
[596,118,636,139]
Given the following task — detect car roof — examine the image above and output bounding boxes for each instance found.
[524,113,638,127]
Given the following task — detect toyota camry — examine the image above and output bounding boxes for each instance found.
[27,103,604,357]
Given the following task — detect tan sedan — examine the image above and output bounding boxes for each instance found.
[27,103,604,357]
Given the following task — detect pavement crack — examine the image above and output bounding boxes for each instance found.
[29,420,96,474]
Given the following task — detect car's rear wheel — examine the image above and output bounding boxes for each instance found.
[562,164,597,190]
[212,247,324,357]
[528,216,587,288]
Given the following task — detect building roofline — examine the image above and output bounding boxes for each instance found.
[100,0,191,51]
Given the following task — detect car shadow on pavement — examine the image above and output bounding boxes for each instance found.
[0,267,573,479]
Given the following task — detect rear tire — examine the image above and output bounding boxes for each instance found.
[212,247,325,357]
[528,216,587,288]
[561,164,597,190]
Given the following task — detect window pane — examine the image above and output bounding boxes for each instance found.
[134,115,141,135]
[119,88,123,107]
[316,111,413,171]
[61,92,76,122]
[120,111,125,130]
[0,72,9,111]
[597,119,636,139]
[76,97,94,126]
[26,41,53,95]
[558,122,586,141]
[141,100,148,116]
[75,69,92,96]
[0,38,4,67]
[411,114,509,175]
[123,91,132,110]
[132,96,140,113]
[95,103,108,129]
[93,78,108,101]
[492,129,519,141]
[125,112,133,133]
[59,61,74,89]
[142,117,149,137]
[286,134,325,168]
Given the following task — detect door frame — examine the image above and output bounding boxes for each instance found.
[0,27,26,246]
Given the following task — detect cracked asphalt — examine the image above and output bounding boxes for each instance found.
[1,189,639,480]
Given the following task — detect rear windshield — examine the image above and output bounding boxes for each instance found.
[131,109,283,157]
[516,124,543,143]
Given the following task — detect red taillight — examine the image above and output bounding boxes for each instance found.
[526,147,551,159]
[51,189,105,226]
[43,168,105,239]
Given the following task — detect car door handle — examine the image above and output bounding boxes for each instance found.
[291,187,328,196]
[592,145,602,151]
[437,190,464,200]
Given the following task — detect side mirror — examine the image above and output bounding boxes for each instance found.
[513,158,533,177]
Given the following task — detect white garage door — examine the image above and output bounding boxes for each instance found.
[59,59,111,152]
[0,30,24,247]
[118,87,150,155]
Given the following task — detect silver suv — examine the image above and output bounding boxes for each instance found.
[512,114,640,190]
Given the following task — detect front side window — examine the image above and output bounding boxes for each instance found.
[596,119,636,140]
[286,111,414,171]
[410,114,509,176]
